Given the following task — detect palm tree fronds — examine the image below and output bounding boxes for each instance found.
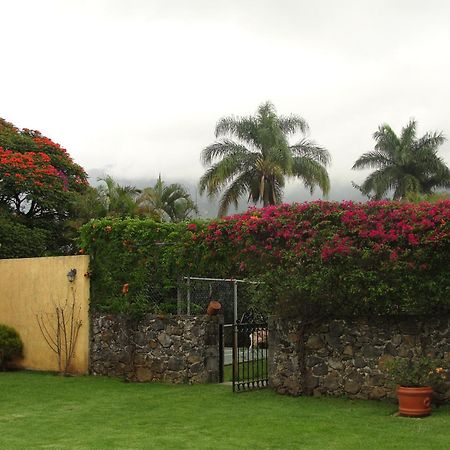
[291,157,330,195]
[201,140,250,165]
[290,139,331,166]
[218,172,254,216]
[400,120,417,149]
[201,102,330,213]
[137,175,197,222]
[373,124,400,157]
[353,121,449,200]
[215,116,260,147]
[414,131,446,151]
[278,115,309,135]
[199,153,249,197]
[352,151,392,170]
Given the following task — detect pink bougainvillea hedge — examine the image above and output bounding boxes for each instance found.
[80,200,450,316]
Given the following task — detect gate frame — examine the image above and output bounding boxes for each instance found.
[181,276,260,324]
[180,276,265,387]
[232,321,269,392]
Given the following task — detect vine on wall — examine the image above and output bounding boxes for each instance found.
[80,200,450,316]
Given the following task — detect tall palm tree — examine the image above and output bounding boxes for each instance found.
[137,175,198,222]
[352,120,450,200]
[199,102,331,216]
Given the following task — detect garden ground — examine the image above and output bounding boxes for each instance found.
[0,372,449,449]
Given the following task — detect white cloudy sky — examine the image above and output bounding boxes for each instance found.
[2,0,450,206]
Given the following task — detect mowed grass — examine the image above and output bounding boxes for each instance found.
[223,360,267,382]
[0,372,449,449]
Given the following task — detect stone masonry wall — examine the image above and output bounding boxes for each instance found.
[90,313,221,383]
[269,316,450,402]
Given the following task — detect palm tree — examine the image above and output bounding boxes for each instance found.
[97,175,140,217]
[352,120,450,200]
[137,175,198,222]
[199,102,330,216]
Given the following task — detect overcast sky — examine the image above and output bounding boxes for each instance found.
[2,0,450,209]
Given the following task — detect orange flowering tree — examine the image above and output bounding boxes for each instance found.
[0,118,88,256]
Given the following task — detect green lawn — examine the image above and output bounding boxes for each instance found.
[223,360,267,382]
[1,372,449,449]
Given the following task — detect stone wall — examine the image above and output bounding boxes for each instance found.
[269,316,450,402]
[90,313,221,383]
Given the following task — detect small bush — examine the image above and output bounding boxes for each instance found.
[0,324,23,370]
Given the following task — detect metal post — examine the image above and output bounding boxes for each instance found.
[233,280,238,390]
[232,323,237,392]
[187,276,191,315]
[233,280,238,324]
[176,279,181,315]
[219,323,224,383]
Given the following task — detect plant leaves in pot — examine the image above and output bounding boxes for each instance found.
[382,356,448,417]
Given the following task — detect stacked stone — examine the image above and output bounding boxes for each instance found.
[90,313,221,384]
[269,317,450,402]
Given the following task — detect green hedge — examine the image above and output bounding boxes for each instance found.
[80,200,450,316]
[79,218,213,314]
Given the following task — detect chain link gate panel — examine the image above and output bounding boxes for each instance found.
[179,276,268,391]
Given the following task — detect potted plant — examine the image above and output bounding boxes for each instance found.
[383,356,448,417]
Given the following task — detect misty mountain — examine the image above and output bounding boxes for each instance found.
[87,168,366,218]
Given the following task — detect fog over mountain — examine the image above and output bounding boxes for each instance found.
[88,169,366,218]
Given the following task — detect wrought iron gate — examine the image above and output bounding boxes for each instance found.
[232,322,268,392]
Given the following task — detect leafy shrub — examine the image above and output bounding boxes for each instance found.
[196,200,450,317]
[382,356,449,388]
[80,200,450,317]
[0,214,49,258]
[0,324,23,370]
[79,218,210,314]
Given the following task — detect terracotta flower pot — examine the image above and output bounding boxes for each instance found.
[207,300,221,316]
[396,386,433,417]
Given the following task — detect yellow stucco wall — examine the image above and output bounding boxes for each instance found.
[0,255,90,374]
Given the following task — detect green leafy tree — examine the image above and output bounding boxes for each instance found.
[199,101,331,215]
[0,118,88,254]
[64,186,108,239]
[137,175,198,222]
[0,211,49,258]
[0,119,87,220]
[352,120,450,200]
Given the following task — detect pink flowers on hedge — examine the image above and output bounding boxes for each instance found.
[80,200,449,315]
[189,200,450,271]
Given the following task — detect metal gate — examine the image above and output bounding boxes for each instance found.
[232,322,268,392]
[179,276,268,390]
